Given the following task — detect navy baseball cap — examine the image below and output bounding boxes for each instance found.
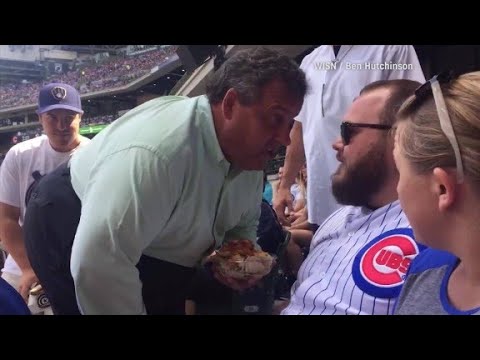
[37,83,84,115]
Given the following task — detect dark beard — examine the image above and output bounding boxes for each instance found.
[331,146,387,207]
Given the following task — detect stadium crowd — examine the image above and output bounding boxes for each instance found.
[0,46,177,111]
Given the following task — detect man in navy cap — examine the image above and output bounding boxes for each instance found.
[0,82,90,315]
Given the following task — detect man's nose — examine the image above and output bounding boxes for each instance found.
[56,118,68,130]
[332,136,344,152]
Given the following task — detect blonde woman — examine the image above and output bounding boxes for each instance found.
[284,165,311,278]
[393,71,480,315]
[290,165,307,212]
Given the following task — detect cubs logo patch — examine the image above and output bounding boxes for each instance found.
[51,86,67,100]
[352,228,423,298]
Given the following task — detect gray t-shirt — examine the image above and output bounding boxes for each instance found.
[395,249,480,315]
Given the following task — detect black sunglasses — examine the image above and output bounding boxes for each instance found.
[340,121,392,145]
[413,70,456,105]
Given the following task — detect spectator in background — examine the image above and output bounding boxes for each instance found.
[0,83,89,315]
[0,46,177,111]
[270,166,283,197]
[274,45,425,233]
[263,172,273,204]
[283,165,311,278]
[23,47,307,315]
[290,165,307,212]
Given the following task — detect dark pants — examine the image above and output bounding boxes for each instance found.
[137,255,194,314]
[186,262,277,315]
[24,162,194,315]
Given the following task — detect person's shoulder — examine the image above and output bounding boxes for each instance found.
[148,94,202,111]
[78,135,91,144]
[383,45,417,55]
[361,45,413,51]
[149,95,211,130]
[408,248,457,275]
[384,45,415,50]
[321,205,357,227]
[300,45,329,66]
[354,45,415,57]
[145,94,190,105]
[123,96,209,154]
[125,95,197,120]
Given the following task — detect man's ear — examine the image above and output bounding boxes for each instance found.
[432,167,457,212]
[385,138,397,175]
[222,88,237,121]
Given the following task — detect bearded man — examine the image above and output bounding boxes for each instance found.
[281,79,426,315]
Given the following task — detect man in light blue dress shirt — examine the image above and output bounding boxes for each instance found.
[23,47,307,314]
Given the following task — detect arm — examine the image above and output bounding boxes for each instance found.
[0,149,38,300]
[0,203,38,300]
[70,148,181,314]
[273,120,305,225]
[287,207,309,230]
[289,229,313,248]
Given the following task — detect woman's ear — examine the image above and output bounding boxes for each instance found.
[432,167,457,212]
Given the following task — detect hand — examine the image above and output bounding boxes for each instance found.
[288,208,309,230]
[287,210,302,224]
[202,251,217,265]
[273,187,294,226]
[18,268,39,302]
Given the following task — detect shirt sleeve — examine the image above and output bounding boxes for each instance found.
[224,175,263,243]
[70,147,183,314]
[0,147,20,208]
[385,45,426,83]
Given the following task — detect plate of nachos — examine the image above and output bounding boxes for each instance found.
[210,239,274,280]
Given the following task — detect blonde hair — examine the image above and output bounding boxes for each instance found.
[397,71,480,187]
[296,168,307,198]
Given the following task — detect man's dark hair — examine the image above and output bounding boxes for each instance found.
[360,79,422,126]
[206,47,308,106]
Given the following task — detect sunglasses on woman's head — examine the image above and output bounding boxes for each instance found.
[412,70,464,184]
